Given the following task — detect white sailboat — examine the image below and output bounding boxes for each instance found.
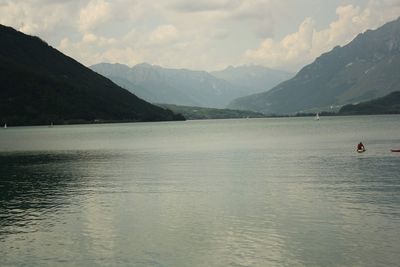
[315,113,320,121]
[4,123,7,129]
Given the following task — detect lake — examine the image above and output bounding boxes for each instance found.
[1,115,400,266]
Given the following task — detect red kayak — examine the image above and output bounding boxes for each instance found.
[391,149,400,152]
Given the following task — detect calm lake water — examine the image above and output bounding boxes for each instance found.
[1,115,400,266]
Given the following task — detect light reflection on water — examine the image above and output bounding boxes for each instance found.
[0,116,400,266]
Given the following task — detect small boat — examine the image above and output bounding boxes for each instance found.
[3,123,6,129]
[357,149,366,153]
[391,149,400,152]
[315,113,320,121]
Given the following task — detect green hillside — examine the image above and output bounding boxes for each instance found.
[339,91,400,115]
[157,104,266,120]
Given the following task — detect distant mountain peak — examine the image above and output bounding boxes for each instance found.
[135,62,153,68]
[211,64,294,95]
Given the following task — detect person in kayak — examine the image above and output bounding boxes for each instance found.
[357,142,365,151]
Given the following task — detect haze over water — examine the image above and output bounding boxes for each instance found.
[1,115,400,266]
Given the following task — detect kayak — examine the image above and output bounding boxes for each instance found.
[357,149,366,153]
[391,149,400,152]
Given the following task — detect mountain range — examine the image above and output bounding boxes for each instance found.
[211,65,293,95]
[0,24,184,126]
[90,63,292,108]
[2,17,399,125]
[229,17,400,114]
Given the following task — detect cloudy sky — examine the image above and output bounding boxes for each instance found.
[1,0,399,71]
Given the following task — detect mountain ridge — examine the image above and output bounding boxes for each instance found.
[91,62,245,108]
[211,65,293,95]
[90,63,292,108]
[228,17,400,114]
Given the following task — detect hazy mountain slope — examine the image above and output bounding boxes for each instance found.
[91,63,248,108]
[229,17,400,114]
[339,91,400,115]
[0,25,183,126]
[211,65,293,95]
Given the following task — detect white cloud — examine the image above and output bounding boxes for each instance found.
[1,0,399,71]
[100,47,143,66]
[246,18,315,70]
[79,0,112,32]
[245,0,400,71]
[0,1,77,35]
[167,0,277,38]
[170,0,237,13]
[229,0,272,20]
[60,35,140,66]
[148,24,179,46]
[82,33,117,46]
[209,28,230,39]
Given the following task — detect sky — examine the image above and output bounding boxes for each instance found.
[1,0,399,72]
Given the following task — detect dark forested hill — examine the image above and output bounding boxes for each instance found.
[229,18,400,114]
[0,25,184,126]
[339,91,400,115]
[157,104,266,120]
